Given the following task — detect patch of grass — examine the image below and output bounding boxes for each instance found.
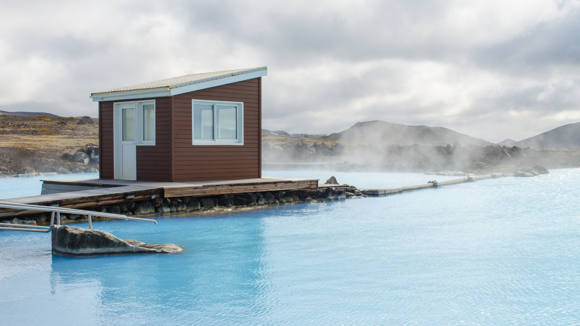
[36,128,51,133]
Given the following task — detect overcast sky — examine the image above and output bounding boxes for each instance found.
[1,0,579,143]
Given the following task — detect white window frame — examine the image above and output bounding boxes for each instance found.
[136,100,156,146]
[191,99,244,145]
[113,100,156,146]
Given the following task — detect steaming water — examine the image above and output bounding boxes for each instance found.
[1,170,580,325]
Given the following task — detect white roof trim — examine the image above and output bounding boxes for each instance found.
[90,67,267,102]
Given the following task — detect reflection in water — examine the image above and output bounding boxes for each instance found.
[1,170,580,325]
[49,215,269,324]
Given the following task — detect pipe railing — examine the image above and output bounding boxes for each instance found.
[0,201,157,232]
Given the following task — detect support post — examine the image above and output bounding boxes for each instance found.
[88,215,92,229]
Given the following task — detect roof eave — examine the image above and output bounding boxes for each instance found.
[89,66,268,102]
[90,87,171,102]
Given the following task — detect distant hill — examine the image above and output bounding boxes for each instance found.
[262,129,291,137]
[514,122,580,149]
[0,110,59,118]
[328,120,491,146]
[498,139,517,146]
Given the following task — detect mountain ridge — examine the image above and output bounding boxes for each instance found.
[327,120,491,146]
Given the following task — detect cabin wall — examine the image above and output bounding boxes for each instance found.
[98,97,173,181]
[99,101,114,179]
[171,78,262,182]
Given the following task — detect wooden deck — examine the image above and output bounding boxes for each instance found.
[0,178,318,218]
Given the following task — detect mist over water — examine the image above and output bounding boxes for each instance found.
[1,169,580,325]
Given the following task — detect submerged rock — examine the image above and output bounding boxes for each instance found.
[51,225,184,256]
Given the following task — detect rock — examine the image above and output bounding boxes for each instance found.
[77,116,95,125]
[533,165,549,174]
[17,167,37,176]
[257,198,265,205]
[244,193,257,205]
[126,202,135,211]
[106,205,121,215]
[67,214,81,220]
[57,166,71,174]
[514,171,535,177]
[219,194,235,207]
[187,202,201,211]
[282,196,295,203]
[70,150,90,164]
[151,197,163,208]
[0,166,11,175]
[133,201,155,215]
[51,225,183,256]
[169,205,177,212]
[256,192,264,198]
[35,213,49,224]
[234,196,247,205]
[200,198,215,208]
[177,203,187,212]
[181,197,191,204]
[325,176,339,184]
[157,206,170,214]
[264,192,276,204]
[119,202,129,213]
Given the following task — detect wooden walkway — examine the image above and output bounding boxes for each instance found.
[0,178,318,218]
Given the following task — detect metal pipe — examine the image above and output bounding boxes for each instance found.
[0,227,52,232]
[0,223,51,229]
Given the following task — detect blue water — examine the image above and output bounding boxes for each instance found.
[1,170,580,325]
[0,173,99,199]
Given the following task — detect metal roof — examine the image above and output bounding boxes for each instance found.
[91,67,267,96]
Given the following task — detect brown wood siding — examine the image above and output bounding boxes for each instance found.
[99,101,114,179]
[171,78,262,182]
[136,97,172,181]
[98,97,173,181]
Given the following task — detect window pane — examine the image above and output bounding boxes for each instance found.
[122,108,135,141]
[217,106,237,139]
[142,104,155,141]
[193,104,213,140]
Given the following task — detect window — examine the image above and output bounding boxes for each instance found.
[137,101,155,145]
[192,100,243,145]
[115,100,156,146]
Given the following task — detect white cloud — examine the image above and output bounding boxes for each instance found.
[0,0,578,142]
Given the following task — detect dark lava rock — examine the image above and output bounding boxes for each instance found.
[264,192,276,204]
[134,201,155,215]
[70,151,90,164]
[157,206,170,214]
[176,203,187,212]
[200,198,215,208]
[244,193,257,205]
[234,196,247,205]
[533,165,549,174]
[126,201,136,211]
[106,205,122,215]
[77,116,95,125]
[325,176,339,184]
[187,202,201,211]
[52,225,183,256]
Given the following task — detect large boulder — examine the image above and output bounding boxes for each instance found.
[52,225,183,256]
[77,116,95,125]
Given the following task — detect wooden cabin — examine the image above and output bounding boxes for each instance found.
[90,67,267,182]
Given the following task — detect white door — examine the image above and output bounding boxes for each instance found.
[114,103,137,180]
